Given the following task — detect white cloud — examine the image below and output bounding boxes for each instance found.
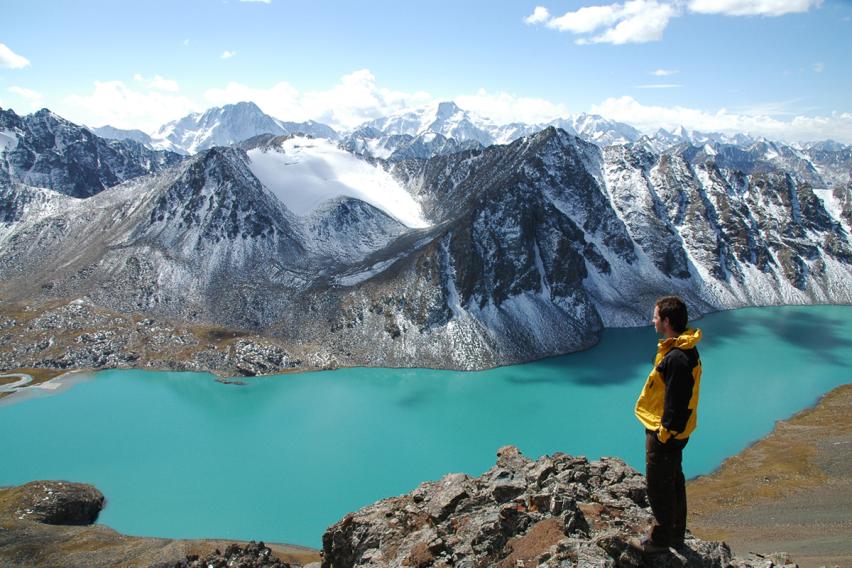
[221,50,236,59]
[547,4,619,33]
[530,0,822,45]
[0,43,30,69]
[688,0,822,16]
[590,1,677,44]
[524,6,551,24]
[455,89,569,124]
[240,0,271,3]
[134,74,180,92]
[8,85,44,109]
[183,39,190,46]
[652,68,678,76]
[204,69,432,131]
[535,0,678,44]
[60,80,199,132]
[590,95,852,143]
[635,83,682,88]
[812,62,825,73]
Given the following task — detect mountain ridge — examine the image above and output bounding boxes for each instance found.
[1,107,851,374]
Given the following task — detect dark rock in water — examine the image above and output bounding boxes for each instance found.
[148,541,291,568]
[10,481,104,525]
[215,377,248,386]
[321,446,797,568]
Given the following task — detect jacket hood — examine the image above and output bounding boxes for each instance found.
[659,327,702,351]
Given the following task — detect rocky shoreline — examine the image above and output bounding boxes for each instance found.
[0,299,318,391]
[2,296,850,388]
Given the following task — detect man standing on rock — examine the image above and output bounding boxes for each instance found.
[633,296,702,554]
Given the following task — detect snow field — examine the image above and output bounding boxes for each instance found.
[247,137,429,228]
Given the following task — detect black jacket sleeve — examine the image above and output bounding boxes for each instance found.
[658,349,695,434]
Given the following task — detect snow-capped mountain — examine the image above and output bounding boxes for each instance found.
[350,102,645,158]
[645,126,764,152]
[569,114,642,146]
[152,101,338,155]
[1,108,851,372]
[87,99,721,164]
[362,101,495,147]
[800,141,852,188]
[88,125,154,147]
[647,127,689,151]
[341,128,482,162]
[0,107,183,198]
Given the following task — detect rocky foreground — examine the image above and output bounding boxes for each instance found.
[1,447,799,568]
[320,446,795,568]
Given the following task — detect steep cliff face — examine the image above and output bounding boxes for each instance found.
[595,141,852,316]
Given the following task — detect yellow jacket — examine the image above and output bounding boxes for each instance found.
[635,328,702,443]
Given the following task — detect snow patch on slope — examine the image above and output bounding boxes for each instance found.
[247,137,429,228]
[0,129,19,153]
[812,189,848,230]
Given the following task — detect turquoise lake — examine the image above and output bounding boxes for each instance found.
[2,305,851,548]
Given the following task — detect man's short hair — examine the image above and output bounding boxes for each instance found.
[656,296,688,333]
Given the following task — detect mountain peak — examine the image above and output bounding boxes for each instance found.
[219,101,264,114]
[435,101,463,119]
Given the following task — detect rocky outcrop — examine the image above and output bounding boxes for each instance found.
[321,446,797,568]
[150,541,292,568]
[5,481,104,525]
[232,338,300,376]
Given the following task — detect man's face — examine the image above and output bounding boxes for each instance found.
[652,305,667,336]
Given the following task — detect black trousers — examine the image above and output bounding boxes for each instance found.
[645,429,689,547]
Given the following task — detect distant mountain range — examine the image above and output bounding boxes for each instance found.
[1,103,850,373]
[80,98,852,171]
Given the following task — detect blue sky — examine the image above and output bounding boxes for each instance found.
[1,0,850,141]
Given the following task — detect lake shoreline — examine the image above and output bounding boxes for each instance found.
[2,299,851,386]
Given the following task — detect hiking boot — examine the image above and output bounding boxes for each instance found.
[629,536,671,555]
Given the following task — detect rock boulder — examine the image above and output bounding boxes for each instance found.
[9,481,104,525]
